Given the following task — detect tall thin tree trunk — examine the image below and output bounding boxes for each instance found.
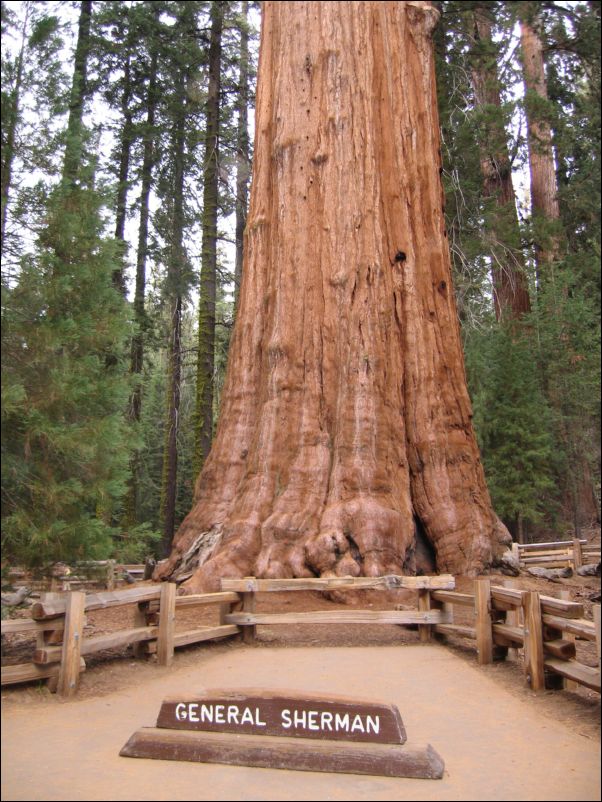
[520,4,561,271]
[234,0,251,313]
[194,2,223,475]
[159,34,188,554]
[470,3,531,320]
[112,26,134,295]
[158,0,510,592]
[123,18,159,528]
[62,0,92,185]
[0,4,30,256]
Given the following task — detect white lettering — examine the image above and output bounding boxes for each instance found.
[175,703,187,722]
[200,704,213,723]
[227,705,240,724]
[188,703,199,723]
[241,707,254,725]
[335,713,350,731]
[307,711,319,731]
[366,715,380,734]
[255,707,267,727]
[320,711,333,731]
[214,705,225,724]
[281,709,292,729]
[293,709,307,728]
[351,714,365,733]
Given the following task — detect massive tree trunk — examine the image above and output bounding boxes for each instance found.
[470,3,531,320]
[234,0,251,313]
[157,0,510,592]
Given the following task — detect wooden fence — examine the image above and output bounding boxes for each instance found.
[220,575,601,694]
[7,562,148,592]
[512,539,601,570]
[1,575,600,698]
[1,585,240,697]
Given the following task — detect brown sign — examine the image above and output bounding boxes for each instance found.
[156,689,406,744]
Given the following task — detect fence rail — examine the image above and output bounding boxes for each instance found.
[513,539,601,570]
[2,574,599,698]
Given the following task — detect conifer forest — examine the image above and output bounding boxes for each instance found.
[1,1,600,581]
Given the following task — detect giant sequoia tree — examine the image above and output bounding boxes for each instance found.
[157,0,510,592]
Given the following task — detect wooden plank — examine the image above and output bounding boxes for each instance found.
[57,592,86,698]
[1,658,86,687]
[524,591,545,692]
[147,625,240,653]
[433,624,476,639]
[220,575,455,593]
[490,587,584,618]
[157,583,176,667]
[31,586,161,619]
[544,659,601,693]
[34,627,158,664]
[542,639,577,660]
[518,540,586,551]
[1,618,65,634]
[521,555,572,565]
[490,586,526,609]
[225,610,452,626]
[539,596,583,619]
[492,623,524,646]
[475,578,493,665]
[172,625,240,648]
[120,728,445,779]
[175,592,239,608]
[541,615,596,641]
[431,590,474,607]
[157,690,407,744]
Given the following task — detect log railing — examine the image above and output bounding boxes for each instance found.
[2,575,599,698]
[1,585,240,697]
[513,539,600,570]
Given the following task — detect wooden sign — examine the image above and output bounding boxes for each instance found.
[120,688,444,779]
[156,689,406,744]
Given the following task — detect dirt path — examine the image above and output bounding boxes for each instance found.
[2,642,600,802]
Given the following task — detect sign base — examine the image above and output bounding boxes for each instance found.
[120,727,444,779]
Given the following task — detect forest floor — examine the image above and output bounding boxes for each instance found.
[1,535,600,801]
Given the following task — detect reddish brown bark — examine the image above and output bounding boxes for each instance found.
[520,7,561,267]
[157,1,510,592]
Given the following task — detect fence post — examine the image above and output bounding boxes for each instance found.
[418,590,431,643]
[504,579,520,662]
[511,541,520,566]
[242,582,256,644]
[157,582,176,666]
[595,605,601,688]
[558,590,577,691]
[523,591,545,691]
[475,578,493,665]
[572,539,583,570]
[57,591,86,698]
[106,560,116,591]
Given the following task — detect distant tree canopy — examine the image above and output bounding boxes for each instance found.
[1,1,599,573]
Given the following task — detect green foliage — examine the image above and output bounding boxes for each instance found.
[1,182,134,568]
[466,324,557,534]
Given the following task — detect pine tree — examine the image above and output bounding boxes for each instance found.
[1,0,134,568]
